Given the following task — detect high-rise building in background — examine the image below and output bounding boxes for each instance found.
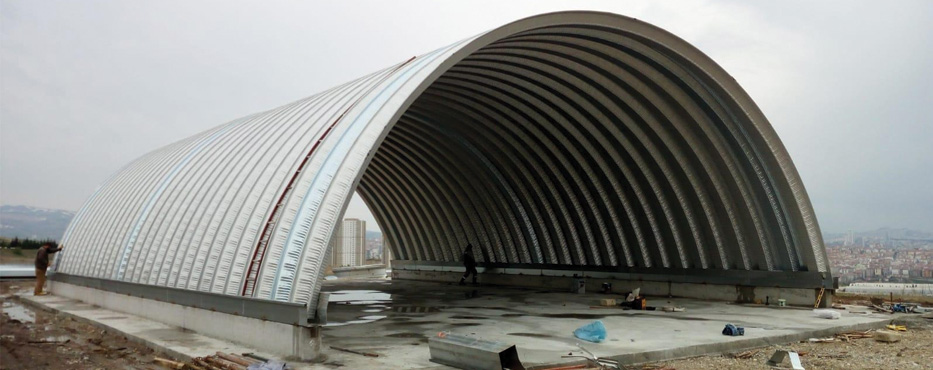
[384,240,392,269]
[844,230,855,246]
[330,218,366,267]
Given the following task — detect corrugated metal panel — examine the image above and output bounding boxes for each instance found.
[56,11,829,309]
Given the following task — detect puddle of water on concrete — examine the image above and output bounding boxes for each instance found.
[449,315,488,320]
[539,313,610,319]
[508,332,554,338]
[324,314,388,327]
[501,311,711,322]
[325,319,380,327]
[362,309,384,313]
[386,332,426,338]
[461,306,523,312]
[1,301,36,323]
[392,306,442,313]
[385,320,443,327]
[328,290,392,304]
[336,301,386,306]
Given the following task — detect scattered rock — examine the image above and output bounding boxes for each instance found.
[874,330,902,343]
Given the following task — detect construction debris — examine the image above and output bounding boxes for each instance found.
[869,301,927,314]
[834,330,874,341]
[573,320,607,343]
[886,324,907,331]
[155,357,186,369]
[806,330,876,343]
[331,345,380,357]
[765,350,805,370]
[639,365,676,370]
[242,353,270,362]
[724,349,758,359]
[599,298,617,306]
[163,352,287,370]
[874,330,902,343]
[429,333,525,370]
[217,352,254,367]
[812,309,841,319]
[560,343,621,370]
[722,323,744,336]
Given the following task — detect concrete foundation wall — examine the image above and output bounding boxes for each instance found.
[332,264,387,279]
[49,281,321,360]
[392,268,832,307]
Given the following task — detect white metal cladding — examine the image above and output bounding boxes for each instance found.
[54,11,829,308]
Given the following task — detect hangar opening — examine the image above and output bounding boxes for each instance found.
[358,21,830,293]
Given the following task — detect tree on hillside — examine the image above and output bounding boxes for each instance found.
[2,237,56,250]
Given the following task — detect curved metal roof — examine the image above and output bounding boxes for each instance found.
[54,11,828,307]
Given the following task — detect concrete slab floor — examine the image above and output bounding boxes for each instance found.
[319,279,893,369]
[13,279,897,370]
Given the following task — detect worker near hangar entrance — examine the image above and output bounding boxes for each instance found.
[459,244,478,285]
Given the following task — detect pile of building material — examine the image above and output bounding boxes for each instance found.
[591,287,685,312]
[806,330,875,344]
[155,352,286,370]
[834,330,874,341]
[867,295,930,314]
[428,332,525,370]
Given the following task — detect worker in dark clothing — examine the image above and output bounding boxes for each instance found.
[35,243,63,295]
[459,244,478,285]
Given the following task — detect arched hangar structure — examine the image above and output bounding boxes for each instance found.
[53,12,832,316]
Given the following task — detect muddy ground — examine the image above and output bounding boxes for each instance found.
[0,280,178,370]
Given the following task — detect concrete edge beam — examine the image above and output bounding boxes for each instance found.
[391,260,837,289]
[392,269,834,307]
[47,280,322,360]
[332,264,388,279]
[49,273,310,326]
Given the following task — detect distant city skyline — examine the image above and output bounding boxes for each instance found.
[826,236,933,285]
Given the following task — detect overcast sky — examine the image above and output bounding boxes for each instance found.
[1,0,931,234]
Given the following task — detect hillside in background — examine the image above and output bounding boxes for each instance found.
[0,205,74,240]
[366,230,382,240]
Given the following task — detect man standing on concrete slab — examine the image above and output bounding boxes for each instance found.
[459,244,478,286]
[35,243,63,295]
